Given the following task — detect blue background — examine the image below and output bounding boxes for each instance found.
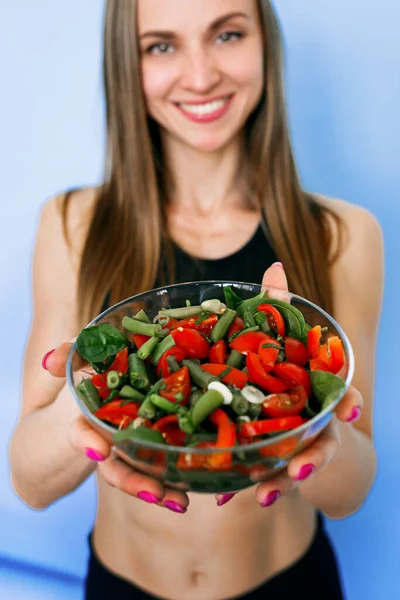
[1,0,399,598]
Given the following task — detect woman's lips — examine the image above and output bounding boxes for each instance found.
[175,95,233,123]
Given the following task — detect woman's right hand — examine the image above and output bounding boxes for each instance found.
[44,343,190,514]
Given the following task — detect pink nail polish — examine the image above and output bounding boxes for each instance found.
[85,448,105,462]
[164,500,187,514]
[261,490,281,507]
[346,407,361,423]
[42,349,55,370]
[217,493,235,507]
[272,262,284,270]
[137,491,161,504]
[294,463,315,481]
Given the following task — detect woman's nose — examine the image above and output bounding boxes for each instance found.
[180,48,221,94]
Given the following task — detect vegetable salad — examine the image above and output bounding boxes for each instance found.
[75,287,346,469]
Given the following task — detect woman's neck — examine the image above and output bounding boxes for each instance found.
[163,133,249,218]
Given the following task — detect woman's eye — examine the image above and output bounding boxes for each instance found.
[146,43,174,56]
[216,31,243,44]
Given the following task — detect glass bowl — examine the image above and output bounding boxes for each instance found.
[66,281,354,494]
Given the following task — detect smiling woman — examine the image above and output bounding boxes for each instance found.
[9,0,383,599]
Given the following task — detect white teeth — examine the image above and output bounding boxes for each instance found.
[179,98,228,115]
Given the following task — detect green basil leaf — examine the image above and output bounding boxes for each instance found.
[77,324,129,363]
[262,299,306,333]
[113,426,166,444]
[311,370,346,407]
[223,286,244,310]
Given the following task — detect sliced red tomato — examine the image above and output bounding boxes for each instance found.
[307,326,322,359]
[201,363,248,389]
[132,334,150,349]
[171,328,210,359]
[246,352,288,393]
[262,386,307,418]
[230,331,270,355]
[196,314,219,336]
[91,373,108,388]
[91,347,129,388]
[272,362,312,397]
[258,337,282,372]
[152,415,186,446]
[239,415,306,438]
[97,387,111,400]
[285,337,309,366]
[94,399,139,429]
[209,340,228,364]
[170,315,199,330]
[227,316,245,338]
[257,304,285,337]
[156,346,186,378]
[310,358,331,372]
[159,366,191,404]
[162,317,180,331]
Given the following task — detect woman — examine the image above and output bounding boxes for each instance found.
[9,0,383,598]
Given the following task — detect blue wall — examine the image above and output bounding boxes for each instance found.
[1,1,399,599]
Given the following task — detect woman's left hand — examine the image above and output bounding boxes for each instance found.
[216,262,363,508]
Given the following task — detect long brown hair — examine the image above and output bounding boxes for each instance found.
[63,0,345,328]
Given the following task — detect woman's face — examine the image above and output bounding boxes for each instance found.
[138,0,264,153]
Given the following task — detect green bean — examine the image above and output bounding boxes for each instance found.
[106,370,121,389]
[186,300,191,307]
[226,350,245,369]
[150,334,176,365]
[236,290,267,317]
[248,403,262,419]
[231,391,250,416]
[114,426,166,444]
[243,310,256,328]
[186,432,217,446]
[128,354,149,389]
[159,305,202,319]
[137,336,161,360]
[103,389,119,404]
[182,359,218,388]
[148,379,167,396]
[76,379,102,413]
[254,311,272,334]
[189,388,204,408]
[166,355,181,373]
[138,396,156,419]
[122,317,162,337]
[191,389,225,428]
[119,385,145,402]
[134,309,151,323]
[149,394,188,415]
[210,308,237,343]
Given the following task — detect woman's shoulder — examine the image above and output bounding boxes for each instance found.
[315,194,382,239]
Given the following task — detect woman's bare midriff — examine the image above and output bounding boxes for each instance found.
[93,477,317,600]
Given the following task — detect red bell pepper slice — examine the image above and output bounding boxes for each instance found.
[326,337,345,374]
[258,337,282,372]
[239,415,306,438]
[171,328,210,359]
[209,340,228,364]
[152,414,186,446]
[201,363,248,389]
[310,358,331,372]
[159,366,191,404]
[230,331,271,355]
[284,337,309,366]
[227,316,245,338]
[132,334,150,349]
[257,304,285,337]
[262,386,307,418]
[156,346,186,378]
[94,399,139,429]
[91,347,129,388]
[307,326,322,359]
[246,352,289,393]
[272,362,312,397]
[207,408,236,469]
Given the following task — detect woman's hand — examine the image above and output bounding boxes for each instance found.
[216,262,363,508]
[44,344,190,514]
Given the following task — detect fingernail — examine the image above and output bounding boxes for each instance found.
[272,262,284,270]
[216,493,235,507]
[137,491,162,504]
[261,490,281,507]
[346,406,362,423]
[85,448,105,462]
[164,500,187,514]
[294,463,315,481]
[42,349,55,370]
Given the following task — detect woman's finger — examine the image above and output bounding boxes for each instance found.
[286,419,340,482]
[261,262,288,292]
[334,385,363,424]
[68,412,113,462]
[255,470,296,507]
[43,341,86,377]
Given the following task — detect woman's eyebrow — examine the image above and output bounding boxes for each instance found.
[139,11,250,40]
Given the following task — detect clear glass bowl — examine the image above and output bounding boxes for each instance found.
[66,281,354,494]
